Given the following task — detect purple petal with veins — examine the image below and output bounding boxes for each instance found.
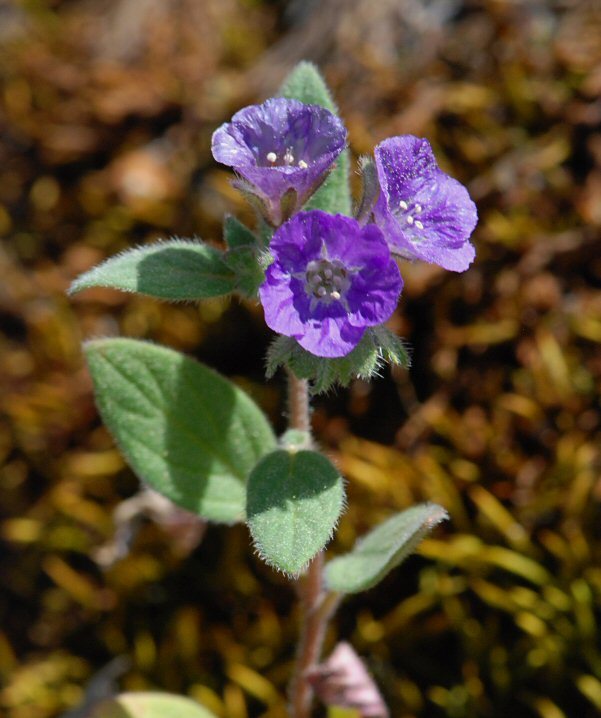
[373,135,477,272]
[212,98,347,223]
[259,211,402,358]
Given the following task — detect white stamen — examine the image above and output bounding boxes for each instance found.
[312,275,322,284]
[331,290,341,300]
[415,220,424,230]
[283,148,294,165]
[415,203,422,213]
[316,286,327,297]
[407,215,414,225]
[266,152,277,163]
[399,200,408,210]
[323,268,333,279]
[298,160,308,169]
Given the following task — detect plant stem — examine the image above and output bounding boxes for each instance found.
[286,370,333,718]
[290,552,326,718]
[287,371,311,436]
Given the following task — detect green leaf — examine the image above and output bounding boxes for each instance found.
[223,215,257,250]
[246,449,345,575]
[90,692,217,718]
[85,338,276,523]
[69,239,236,300]
[327,709,361,718]
[279,62,338,111]
[279,62,351,216]
[266,327,410,394]
[325,503,449,594]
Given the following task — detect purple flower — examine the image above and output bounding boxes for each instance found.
[259,211,402,358]
[212,98,347,224]
[373,136,477,272]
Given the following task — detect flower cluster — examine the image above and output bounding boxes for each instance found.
[212,97,477,359]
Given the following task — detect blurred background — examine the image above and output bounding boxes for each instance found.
[1,0,601,716]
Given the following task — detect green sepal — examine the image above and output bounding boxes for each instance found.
[84,338,276,523]
[280,187,300,223]
[325,503,449,594]
[279,62,351,216]
[266,326,410,394]
[68,239,236,301]
[355,156,380,224]
[231,178,271,224]
[246,449,345,575]
[90,693,217,718]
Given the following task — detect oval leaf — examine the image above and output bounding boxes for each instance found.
[69,239,236,300]
[90,692,217,718]
[246,449,345,575]
[85,338,276,523]
[279,62,351,215]
[325,503,448,594]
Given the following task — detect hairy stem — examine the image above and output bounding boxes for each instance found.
[286,369,330,718]
[287,371,311,436]
[290,552,327,718]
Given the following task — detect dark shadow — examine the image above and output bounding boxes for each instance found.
[161,346,261,523]
[246,449,341,518]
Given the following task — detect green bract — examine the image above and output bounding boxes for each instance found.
[85,338,276,523]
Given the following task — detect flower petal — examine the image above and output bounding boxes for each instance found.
[374,135,477,272]
[212,98,347,222]
[259,211,403,358]
[297,316,366,358]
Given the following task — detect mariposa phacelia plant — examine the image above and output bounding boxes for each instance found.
[70,63,477,718]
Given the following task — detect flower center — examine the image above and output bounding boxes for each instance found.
[265,148,308,169]
[397,200,425,231]
[304,259,350,302]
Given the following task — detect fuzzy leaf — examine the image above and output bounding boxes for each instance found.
[85,338,276,523]
[223,215,257,250]
[279,62,351,216]
[266,327,410,394]
[246,449,345,574]
[69,239,236,300]
[90,692,217,718]
[325,503,448,594]
[371,326,411,368]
